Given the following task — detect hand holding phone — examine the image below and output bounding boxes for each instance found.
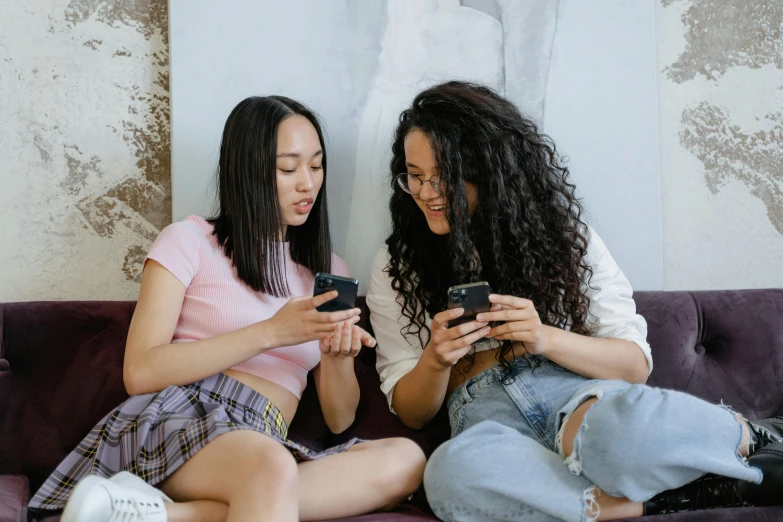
[421,282,494,369]
[266,291,360,348]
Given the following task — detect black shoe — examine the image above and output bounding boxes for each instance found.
[642,474,748,515]
[737,442,783,507]
[643,441,783,515]
[747,417,783,453]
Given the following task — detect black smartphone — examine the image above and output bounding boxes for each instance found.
[313,273,359,313]
[447,282,492,328]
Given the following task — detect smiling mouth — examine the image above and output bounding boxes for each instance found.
[427,204,446,211]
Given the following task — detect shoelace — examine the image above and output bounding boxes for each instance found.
[106,493,162,521]
[750,417,783,448]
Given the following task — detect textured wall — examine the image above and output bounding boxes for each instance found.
[0,0,170,301]
[658,0,783,289]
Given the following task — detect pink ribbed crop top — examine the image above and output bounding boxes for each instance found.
[145,215,349,399]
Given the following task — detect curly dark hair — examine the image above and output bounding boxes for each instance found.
[385,81,594,375]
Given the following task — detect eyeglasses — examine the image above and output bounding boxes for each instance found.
[395,173,443,195]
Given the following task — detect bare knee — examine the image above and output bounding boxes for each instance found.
[162,430,297,504]
[234,438,298,498]
[357,438,425,510]
[561,397,599,457]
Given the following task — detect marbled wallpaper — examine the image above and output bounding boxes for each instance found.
[658,0,783,289]
[0,0,170,300]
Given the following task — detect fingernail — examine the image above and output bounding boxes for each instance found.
[478,321,488,326]
[476,314,484,321]
[483,326,491,333]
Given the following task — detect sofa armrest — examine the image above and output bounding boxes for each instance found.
[0,474,29,522]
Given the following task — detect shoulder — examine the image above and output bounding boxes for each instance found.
[146,216,214,287]
[370,246,391,273]
[157,215,212,244]
[583,225,614,268]
[368,246,395,297]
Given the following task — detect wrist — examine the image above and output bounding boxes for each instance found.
[539,325,561,356]
[319,353,355,372]
[422,345,452,374]
[254,319,278,353]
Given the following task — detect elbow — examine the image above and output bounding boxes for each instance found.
[626,361,650,385]
[325,413,355,435]
[123,362,153,396]
[391,394,433,430]
[403,418,428,431]
[395,409,429,431]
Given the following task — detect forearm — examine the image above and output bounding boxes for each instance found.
[542,326,649,383]
[124,320,278,395]
[392,349,452,430]
[316,356,360,434]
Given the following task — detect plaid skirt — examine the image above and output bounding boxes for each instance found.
[29,372,360,512]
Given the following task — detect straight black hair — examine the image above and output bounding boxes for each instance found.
[209,96,331,296]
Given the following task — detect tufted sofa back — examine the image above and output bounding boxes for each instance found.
[2,290,783,497]
[637,290,783,419]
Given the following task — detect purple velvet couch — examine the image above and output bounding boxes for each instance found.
[2,290,783,522]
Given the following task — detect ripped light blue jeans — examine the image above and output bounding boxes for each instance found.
[423,355,762,522]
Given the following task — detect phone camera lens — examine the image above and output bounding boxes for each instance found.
[317,280,326,289]
[326,279,334,287]
[461,290,468,297]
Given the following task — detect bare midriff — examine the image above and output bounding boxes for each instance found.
[223,369,300,426]
[446,342,529,396]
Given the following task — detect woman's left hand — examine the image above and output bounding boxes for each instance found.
[476,294,548,354]
[320,318,377,359]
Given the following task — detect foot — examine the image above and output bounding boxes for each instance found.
[642,474,748,515]
[747,417,783,453]
[110,471,172,502]
[643,442,783,515]
[61,474,168,522]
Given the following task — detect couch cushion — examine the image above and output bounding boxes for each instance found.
[0,474,29,522]
[617,506,783,521]
[0,302,134,492]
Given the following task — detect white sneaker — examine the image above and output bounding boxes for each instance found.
[109,472,172,503]
[61,474,168,522]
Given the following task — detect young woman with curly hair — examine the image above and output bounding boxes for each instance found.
[366,81,783,522]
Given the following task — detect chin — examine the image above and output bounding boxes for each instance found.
[285,215,309,228]
[427,219,450,235]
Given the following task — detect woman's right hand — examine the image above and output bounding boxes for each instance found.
[266,291,361,347]
[424,308,492,369]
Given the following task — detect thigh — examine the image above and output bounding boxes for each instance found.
[159,429,296,503]
[297,438,425,521]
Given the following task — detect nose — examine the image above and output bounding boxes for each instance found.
[296,168,315,192]
[418,178,439,201]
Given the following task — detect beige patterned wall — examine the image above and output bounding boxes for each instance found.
[0,0,170,301]
[658,0,783,289]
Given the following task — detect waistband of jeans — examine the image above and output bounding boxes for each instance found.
[447,353,549,411]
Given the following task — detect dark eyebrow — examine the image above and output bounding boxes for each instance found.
[277,150,323,159]
[405,162,421,170]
